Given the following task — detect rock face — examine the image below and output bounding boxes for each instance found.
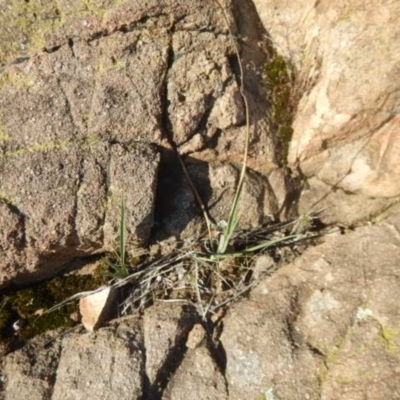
[3,221,400,400]
[0,20,164,284]
[51,321,144,400]
[221,218,400,399]
[1,0,400,399]
[253,0,400,225]
[1,318,145,400]
[0,0,279,285]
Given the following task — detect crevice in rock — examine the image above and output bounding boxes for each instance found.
[226,53,242,90]
[69,155,84,249]
[6,202,28,251]
[177,71,236,148]
[43,334,69,399]
[305,342,326,359]
[43,44,62,54]
[151,32,189,241]
[369,199,400,223]
[321,113,395,152]
[279,172,303,220]
[204,317,228,380]
[101,144,113,249]
[94,158,108,246]
[142,346,151,400]
[151,147,183,240]
[53,79,84,251]
[0,7,228,77]
[185,93,217,143]
[67,38,75,58]
[143,305,197,400]
[0,13,175,72]
[56,12,187,58]
[285,292,301,352]
[204,127,223,150]
[0,56,30,74]
[305,341,329,380]
[160,37,175,144]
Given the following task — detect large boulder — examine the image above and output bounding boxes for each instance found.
[3,219,400,399]
[0,0,280,286]
[1,318,145,400]
[1,1,400,400]
[221,217,400,399]
[253,0,400,225]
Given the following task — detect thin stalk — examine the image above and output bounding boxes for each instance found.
[214,0,251,254]
[119,196,127,276]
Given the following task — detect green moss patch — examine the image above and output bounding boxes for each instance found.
[0,272,107,343]
[263,52,297,166]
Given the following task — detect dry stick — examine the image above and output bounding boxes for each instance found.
[193,260,205,319]
[203,293,215,317]
[172,0,251,246]
[211,280,259,312]
[214,0,251,248]
[174,151,214,241]
[215,0,250,178]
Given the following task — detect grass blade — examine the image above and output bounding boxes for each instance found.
[120,196,127,272]
[217,182,242,254]
[214,0,250,255]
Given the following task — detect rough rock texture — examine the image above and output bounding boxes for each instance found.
[0,308,230,400]
[1,0,400,399]
[1,331,62,400]
[5,217,400,400]
[0,28,163,285]
[253,0,400,225]
[221,218,400,399]
[143,303,196,397]
[158,159,280,240]
[0,0,280,285]
[165,345,228,400]
[2,217,400,399]
[52,321,144,400]
[1,318,144,400]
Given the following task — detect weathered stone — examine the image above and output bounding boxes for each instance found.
[1,331,62,400]
[168,31,237,145]
[0,141,158,286]
[164,343,228,400]
[207,162,279,229]
[0,16,165,285]
[52,319,144,400]
[221,217,400,400]
[0,0,225,69]
[143,303,195,397]
[0,0,278,285]
[2,1,400,399]
[79,286,117,332]
[253,0,400,225]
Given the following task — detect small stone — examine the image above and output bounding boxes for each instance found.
[179,134,204,155]
[69,311,80,322]
[79,286,117,332]
[186,323,206,350]
[12,319,26,332]
[253,254,276,280]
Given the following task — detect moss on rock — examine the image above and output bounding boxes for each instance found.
[0,272,107,343]
[0,0,61,67]
[263,52,296,167]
